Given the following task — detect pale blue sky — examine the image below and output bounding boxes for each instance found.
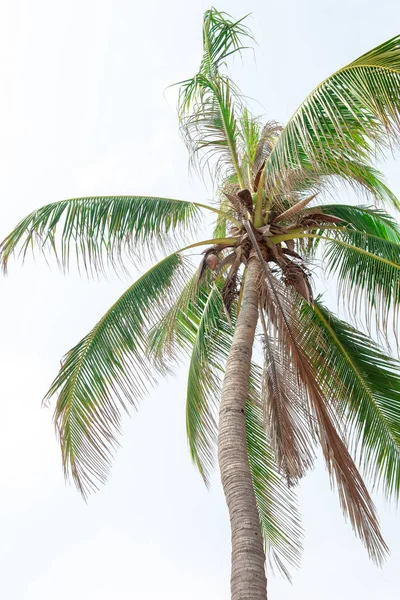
[1,1,400,598]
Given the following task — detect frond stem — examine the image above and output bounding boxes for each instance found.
[254,170,265,228]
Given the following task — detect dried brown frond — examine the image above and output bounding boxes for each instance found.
[254,120,283,172]
[264,167,323,214]
[262,270,388,563]
[272,194,318,224]
[281,261,313,304]
[264,239,314,303]
[259,308,316,484]
[307,379,388,566]
[222,272,239,313]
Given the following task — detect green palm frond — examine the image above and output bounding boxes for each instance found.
[178,8,252,102]
[197,7,252,79]
[302,299,400,498]
[274,226,400,330]
[315,204,400,241]
[323,230,400,331]
[182,286,231,483]
[238,109,261,160]
[213,194,231,238]
[0,196,206,274]
[179,72,244,185]
[324,161,400,209]
[237,109,261,184]
[147,274,202,367]
[149,274,304,577]
[150,277,230,484]
[46,253,192,496]
[292,203,400,257]
[335,162,400,210]
[265,35,400,202]
[177,9,253,186]
[148,275,226,483]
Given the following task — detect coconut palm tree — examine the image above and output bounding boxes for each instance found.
[3,7,400,600]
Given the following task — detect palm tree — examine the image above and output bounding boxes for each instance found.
[3,7,400,599]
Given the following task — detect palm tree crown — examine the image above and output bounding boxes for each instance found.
[3,7,400,584]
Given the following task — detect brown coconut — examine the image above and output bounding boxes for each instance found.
[205,253,218,270]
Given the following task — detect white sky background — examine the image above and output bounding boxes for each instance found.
[1,0,400,598]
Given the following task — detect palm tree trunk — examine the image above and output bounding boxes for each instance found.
[218,254,267,600]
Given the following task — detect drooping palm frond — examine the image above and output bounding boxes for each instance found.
[246,394,303,581]
[148,274,227,483]
[182,79,243,183]
[149,270,304,577]
[270,223,400,333]
[261,269,387,563]
[45,252,192,496]
[0,196,209,275]
[183,287,223,485]
[329,162,400,210]
[261,327,316,484]
[323,230,400,332]
[302,299,400,498]
[179,285,230,484]
[147,273,202,368]
[150,271,235,484]
[264,35,400,205]
[258,297,316,483]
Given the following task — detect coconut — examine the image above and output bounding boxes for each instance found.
[205,253,218,270]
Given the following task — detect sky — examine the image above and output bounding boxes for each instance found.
[1,0,400,598]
